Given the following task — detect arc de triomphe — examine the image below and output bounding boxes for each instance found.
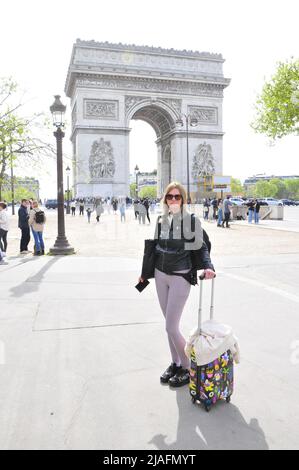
[65,40,230,198]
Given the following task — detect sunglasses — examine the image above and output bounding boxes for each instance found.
[165,194,182,201]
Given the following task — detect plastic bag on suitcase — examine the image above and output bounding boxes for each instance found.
[185,320,240,366]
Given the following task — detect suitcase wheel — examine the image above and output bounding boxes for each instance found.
[205,404,211,413]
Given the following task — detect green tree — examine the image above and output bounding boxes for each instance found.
[268,178,286,199]
[139,186,157,199]
[285,179,299,199]
[253,181,277,198]
[130,183,137,198]
[252,59,299,139]
[2,185,36,203]
[231,178,244,196]
[0,77,55,198]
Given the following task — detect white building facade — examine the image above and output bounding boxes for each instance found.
[65,40,230,199]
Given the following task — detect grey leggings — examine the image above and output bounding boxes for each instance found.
[155,268,191,369]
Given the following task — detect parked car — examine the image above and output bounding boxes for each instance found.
[256,199,269,206]
[230,197,247,206]
[260,197,283,206]
[281,199,298,206]
[45,199,67,209]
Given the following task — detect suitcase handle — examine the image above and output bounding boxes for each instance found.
[198,274,215,331]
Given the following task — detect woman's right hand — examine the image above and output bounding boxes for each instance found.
[138,277,144,283]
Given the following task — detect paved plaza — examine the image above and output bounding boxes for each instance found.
[0,206,299,450]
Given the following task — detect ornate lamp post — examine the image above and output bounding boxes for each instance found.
[66,165,71,214]
[49,95,74,255]
[176,114,199,204]
[134,164,140,198]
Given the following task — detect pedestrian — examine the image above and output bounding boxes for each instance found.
[254,199,260,224]
[86,207,93,223]
[134,199,139,220]
[138,200,146,225]
[95,201,104,222]
[79,200,85,216]
[112,199,118,214]
[143,198,151,224]
[18,199,31,254]
[71,200,76,216]
[222,195,233,228]
[138,182,215,387]
[120,202,126,222]
[29,200,46,255]
[247,199,255,224]
[203,198,210,220]
[217,199,223,227]
[0,202,9,254]
[211,198,218,220]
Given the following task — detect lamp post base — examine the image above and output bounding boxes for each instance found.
[49,237,75,256]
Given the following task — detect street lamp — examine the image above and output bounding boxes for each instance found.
[176,113,199,204]
[134,164,140,198]
[49,95,74,255]
[66,165,71,214]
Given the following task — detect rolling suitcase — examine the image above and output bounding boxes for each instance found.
[188,277,234,412]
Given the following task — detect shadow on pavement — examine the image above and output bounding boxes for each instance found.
[9,256,61,299]
[149,388,269,450]
[1,255,41,271]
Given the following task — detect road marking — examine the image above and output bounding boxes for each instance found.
[222,272,299,304]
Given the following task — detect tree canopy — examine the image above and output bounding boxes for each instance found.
[0,77,55,198]
[252,59,299,140]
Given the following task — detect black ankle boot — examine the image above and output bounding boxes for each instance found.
[160,363,181,384]
[168,368,190,387]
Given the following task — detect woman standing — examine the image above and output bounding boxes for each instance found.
[139,182,215,387]
[95,201,104,222]
[203,198,210,220]
[254,199,260,224]
[0,202,9,254]
[217,198,223,227]
[86,207,93,223]
[29,201,46,255]
[247,199,255,224]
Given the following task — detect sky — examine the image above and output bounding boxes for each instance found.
[0,0,298,198]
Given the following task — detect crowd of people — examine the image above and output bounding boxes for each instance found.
[0,198,46,265]
[0,192,263,265]
[0,195,158,264]
[67,196,157,225]
[203,196,261,227]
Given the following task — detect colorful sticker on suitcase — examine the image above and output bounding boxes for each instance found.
[189,348,234,405]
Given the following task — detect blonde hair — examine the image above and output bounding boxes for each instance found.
[162,181,188,216]
[32,200,39,208]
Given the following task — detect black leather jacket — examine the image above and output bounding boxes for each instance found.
[154,213,214,275]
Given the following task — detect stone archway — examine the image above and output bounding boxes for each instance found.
[65,40,230,199]
[126,99,178,196]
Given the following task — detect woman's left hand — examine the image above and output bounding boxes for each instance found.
[203,269,216,280]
